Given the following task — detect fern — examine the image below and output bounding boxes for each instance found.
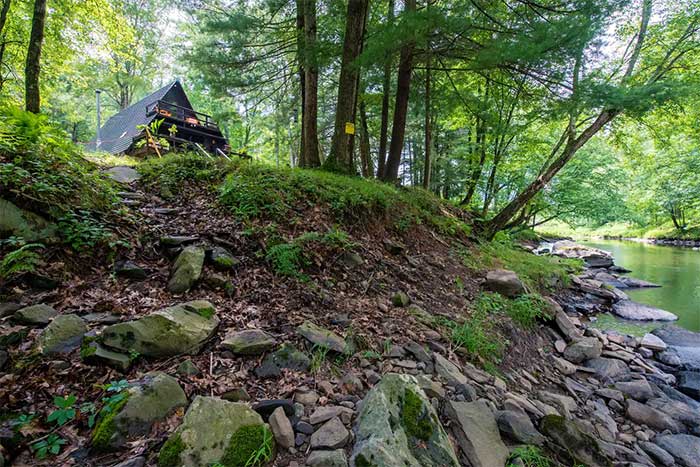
[0,243,44,279]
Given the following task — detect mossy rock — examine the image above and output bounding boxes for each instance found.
[255,344,310,378]
[101,301,219,357]
[168,246,205,293]
[158,396,275,467]
[92,372,187,451]
[13,304,57,325]
[539,415,612,467]
[0,198,57,242]
[351,373,459,467]
[35,314,86,355]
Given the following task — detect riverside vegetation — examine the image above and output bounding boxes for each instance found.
[4,112,700,467]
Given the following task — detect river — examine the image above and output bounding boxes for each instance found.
[581,239,700,335]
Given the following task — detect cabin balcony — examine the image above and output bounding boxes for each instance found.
[146,100,222,135]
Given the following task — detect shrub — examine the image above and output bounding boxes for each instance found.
[0,242,44,280]
[507,445,553,467]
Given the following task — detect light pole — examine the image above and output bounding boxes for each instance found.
[95,89,102,150]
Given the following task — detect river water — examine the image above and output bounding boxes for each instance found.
[581,240,700,335]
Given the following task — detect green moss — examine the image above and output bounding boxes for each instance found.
[91,395,129,451]
[220,424,274,467]
[197,307,215,320]
[354,454,377,467]
[80,343,97,360]
[158,433,186,467]
[214,256,235,269]
[401,388,433,441]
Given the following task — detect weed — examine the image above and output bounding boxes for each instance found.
[507,445,553,467]
[0,242,44,280]
[47,395,77,426]
[310,345,331,374]
[10,413,35,430]
[58,210,116,251]
[450,318,503,364]
[31,433,66,459]
[244,425,274,467]
[362,350,381,360]
[265,242,307,278]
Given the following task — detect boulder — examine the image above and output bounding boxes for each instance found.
[351,373,459,467]
[255,344,310,378]
[626,399,682,433]
[208,246,238,270]
[653,325,700,368]
[445,400,509,467]
[539,415,610,467]
[306,450,348,467]
[114,261,147,280]
[157,396,274,467]
[555,309,582,341]
[221,329,277,355]
[658,350,682,366]
[168,246,205,293]
[92,372,187,450]
[0,198,57,242]
[101,301,218,357]
[496,410,545,445]
[614,379,654,401]
[310,417,350,449]
[612,300,677,321]
[641,333,667,351]
[678,372,700,400]
[160,235,199,247]
[585,358,629,380]
[297,321,347,354]
[563,337,602,364]
[269,406,294,449]
[484,269,525,297]
[13,304,57,325]
[640,441,675,467]
[536,391,577,419]
[654,434,700,467]
[81,342,131,371]
[35,314,86,355]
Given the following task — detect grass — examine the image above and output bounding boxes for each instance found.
[507,445,554,467]
[538,219,700,241]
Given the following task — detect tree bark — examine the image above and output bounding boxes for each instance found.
[377,0,395,178]
[301,0,320,167]
[359,98,372,177]
[325,0,369,174]
[295,0,306,166]
[382,0,416,183]
[422,50,432,189]
[0,0,11,40]
[24,0,47,113]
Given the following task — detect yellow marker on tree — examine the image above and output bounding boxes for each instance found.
[345,122,355,135]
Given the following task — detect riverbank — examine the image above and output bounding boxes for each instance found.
[538,221,700,246]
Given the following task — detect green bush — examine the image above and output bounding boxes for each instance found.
[0,242,44,280]
[138,152,237,191]
[507,445,553,467]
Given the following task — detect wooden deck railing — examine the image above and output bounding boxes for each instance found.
[146,100,221,132]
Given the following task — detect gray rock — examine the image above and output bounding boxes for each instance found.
[678,371,700,399]
[563,337,602,364]
[555,309,582,341]
[310,417,349,449]
[110,456,146,467]
[93,372,187,450]
[269,406,294,449]
[614,378,654,401]
[658,350,682,366]
[13,304,57,325]
[496,410,545,445]
[306,450,348,467]
[160,235,199,247]
[36,314,86,354]
[640,441,675,466]
[626,399,682,433]
[114,261,147,280]
[297,321,347,354]
[0,302,21,319]
[619,277,661,288]
[552,356,577,375]
[484,269,525,297]
[101,300,218,357]
[539,415,610,466]
[351,373,459,467]
[209,246,238,270]
[309,405,353,425]
[641,333,667,351]
[104,166,140,184]
[433,353,467,386]
[647,397,700,428]
[445,400,509,467]
[655,434,700,467]
[255,344,310,378]
[221,388,250,402]
[613,300,677,321]
[294,388,319,406]
[157,396,270,467]
[536,391,577,418]
[585,357,629,380]
[595,388,624,402]
[168,246,205,293]
[221,329,277,355]
[176,359,200,377]
[82,342,131,372]
[0,198,57,241]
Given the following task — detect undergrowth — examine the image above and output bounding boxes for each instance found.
[507,445,554,467]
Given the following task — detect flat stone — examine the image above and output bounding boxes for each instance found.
[614,378,654,401]
[484,269,525,297]
[655,434,700,467]
[658,350,682,366]
[82,342,131,372]
[221,388,250,402]
[539,415,610,466]
[306,450,348,467]
[626,399,682,432]
[269,406,294,449]
[678,371,700,399]
[563,337,602,364]
[297,321,347,354]
[595,388,624,403]
[310,417,349,449]
[536,391,577,418]
[0,302,21,319]
[252,399,294,420]
[496,410,545,445]
[36,314,86,354]
[114,260,147,280]
[433,353,467,386]
[613,300,677,321]
[255,344,310,378]
[176,359,200,377]
[309,405,353,425]
[294,389,319,405]
[160,235,199,247]
[168,246,205,293]
[0,325,28,348]
[221,329,277,355]
[555,310,582,341]
[445,400,509,467]
[641,333,667,351]
[82,313,121,324]
[552,356,577,375]
[104,166,140,184]
[13,304,57,325]
[584,357,629,380]
[640,441,675,466]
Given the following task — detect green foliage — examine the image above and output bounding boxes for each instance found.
[139,152,237,192]
[221,424,275,467]
[309,344,331,374]
[10,413,36,430]
[47,395,77,426]
[401,388,433,441]
[158,434,186,467]
[31,434,67,459]
[58,210,117,251]
[0,242,44,280]
[450,316,503,364]
[265,242,306,278]
[91,384,131,451]
[507,445,553,467]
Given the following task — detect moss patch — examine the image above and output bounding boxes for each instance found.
[220,424,274,467]
[158,433,186,467]
[196,307,215,320]
[401,388,433,441]
[91,394,129,451]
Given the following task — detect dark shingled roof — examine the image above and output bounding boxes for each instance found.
[88,81,184,154]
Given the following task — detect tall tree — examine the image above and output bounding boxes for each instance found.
[0,0,11,91]
[324,0,370,174]
[422,26,432,189]
[24,0,47,113]
[300,0,320,167]
[382,0,416,182]
[377,0,395,178]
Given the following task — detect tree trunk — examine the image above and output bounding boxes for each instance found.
[359,98,372,177]
[24,0,47,113]
[377,0,395,179]
[301,0,320,167]
[0,0,11,41]
[422,51,432,189]
[295,0,306,165]
[382,0,416,182]
[325,0,369,174]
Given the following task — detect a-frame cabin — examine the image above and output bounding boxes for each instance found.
[89,80,228,155]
